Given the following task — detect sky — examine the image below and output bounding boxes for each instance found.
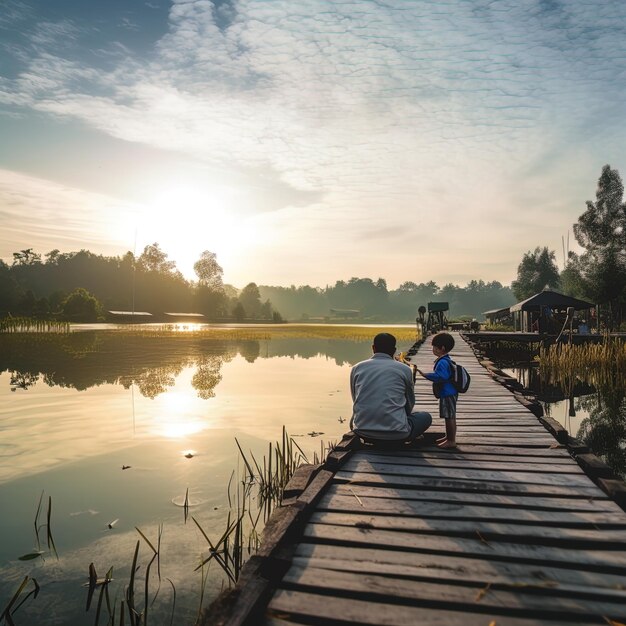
[1,0,626,289]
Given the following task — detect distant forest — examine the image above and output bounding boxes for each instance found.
[258,280,513,322]
[0,244,514,322]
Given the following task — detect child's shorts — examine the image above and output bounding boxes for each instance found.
[439,394,457,420]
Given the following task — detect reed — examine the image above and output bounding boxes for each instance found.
[18,491,58,562]
[0,576,40,624]
[537,337,626,390]
[195,427,334,595]
[113,324,418,342]
[0,317,70,334]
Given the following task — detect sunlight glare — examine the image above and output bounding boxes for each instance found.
[152,391,208,439]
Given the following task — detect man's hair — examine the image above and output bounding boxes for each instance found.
[432,332,454,353]
[373,332,396,355]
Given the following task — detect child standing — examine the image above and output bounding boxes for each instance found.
[416,332,458,449]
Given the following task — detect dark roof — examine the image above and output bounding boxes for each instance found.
[509,290,594,313]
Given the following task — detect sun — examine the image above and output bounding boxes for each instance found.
[138,183,236,276]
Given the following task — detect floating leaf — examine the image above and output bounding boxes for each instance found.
[475,583,491,602]
[18,551,44,561]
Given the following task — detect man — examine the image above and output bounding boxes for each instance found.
[350,333,432,442]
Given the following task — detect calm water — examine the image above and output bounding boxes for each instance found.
[3,331,624,624]
[498,361,626,479]
[0,331,372,625]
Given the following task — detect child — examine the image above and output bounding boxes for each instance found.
[415,332,458,449]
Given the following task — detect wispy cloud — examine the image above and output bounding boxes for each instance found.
[1,0,625,285]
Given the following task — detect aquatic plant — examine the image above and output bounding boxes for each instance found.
[113,323,419,343]
[0,576,40,625]
[0,317,70,334]
[194,426,334,594]
[18,491,58,562]
[84,525,172,626]
[538,337,626,391]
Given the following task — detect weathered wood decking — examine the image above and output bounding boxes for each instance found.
[212,333,626,625]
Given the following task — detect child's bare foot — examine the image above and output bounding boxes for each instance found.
[437,440,457,449]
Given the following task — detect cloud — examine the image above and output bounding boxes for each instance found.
[0,169,138,261]
[2,0,626,285]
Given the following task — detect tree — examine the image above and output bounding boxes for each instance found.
[12,248,41,266]
[574,165,626,250]
[239,283,262,318]
[232,302,246,322]
[61,288,102,322]
[193,250,223,289]
[572,165,626,328]
[0,260,22,314]
[511,247,560,301]
[137,243,177,274]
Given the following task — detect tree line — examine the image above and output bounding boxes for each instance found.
[0,243,513,323]
[0,245,282,323]
[259,279,513,322]
[511,164,626,330]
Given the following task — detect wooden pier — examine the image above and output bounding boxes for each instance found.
[209,333,626,625]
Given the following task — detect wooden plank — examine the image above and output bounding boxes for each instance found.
[316,494,626,526]
[278,565,626,620]
[268,589,585,626]
[362,447,575,460]
[356,454,580,473]
[577,454,615,479]
[302,524,626,573]
[281,464,321,500]
[339,461,593,487]
[335,471,606,497]
[328,484,619,512]
[293,542,626,592]
[308,511,626,546]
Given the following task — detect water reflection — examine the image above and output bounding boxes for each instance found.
[0,332,369,624]
[0,333,367,399]
[577,388,626,477]
[495,356,626,478]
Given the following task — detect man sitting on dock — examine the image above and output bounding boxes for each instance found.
[350,333,432,443]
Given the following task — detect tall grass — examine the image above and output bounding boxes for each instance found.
[0,317,70,333]
[538,337,626,390]
[113,324,419,343]
[86,525,172,626]
[194,427,333,591]
[0,576,40,625]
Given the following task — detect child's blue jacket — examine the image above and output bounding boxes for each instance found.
[424,355,457,398]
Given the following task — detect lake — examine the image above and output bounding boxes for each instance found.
[0,328,385,625]
[3,327,624,624]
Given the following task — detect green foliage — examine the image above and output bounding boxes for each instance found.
[12,248,41,266]
[232,302,245,322]
[238,282,262,317]
[60,288,102,322]
[570,165,626,328]
[574,165,626,250]
[511,246,560,300]
[2,244,521,323]
[137,242,178,275]
[193,250,223,289]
